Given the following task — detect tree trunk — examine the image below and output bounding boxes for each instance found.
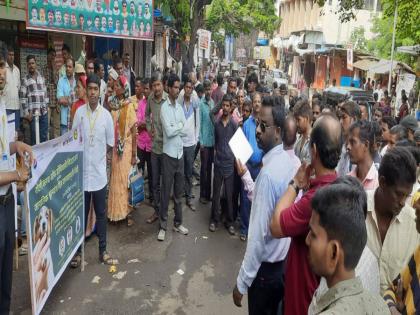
[181,0,211,76]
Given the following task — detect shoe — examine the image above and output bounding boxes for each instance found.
[240,234,247,242]
[173,225,189,235]
[228,226,235,236]
[157,229,166,241]
[209,222,216,232]
[187,201,196,211]
[199,197,208,204]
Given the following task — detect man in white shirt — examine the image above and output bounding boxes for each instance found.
[72,73,115,265]
[4,47,21,131]
[365,147,420,294]
[233,97,295,314]
[179,78,200,211]
[158,73,188,241]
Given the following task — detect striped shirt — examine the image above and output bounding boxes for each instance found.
[20,71,49,116]
[42,64,58,108]
[384,245,420,314]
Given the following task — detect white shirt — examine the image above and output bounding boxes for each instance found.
[4,63,21,110]
[72,103,114,192]
[99,79,107,106]
[365,189,420,294]
[237,145,295,294]
[0,95,12,195]
[179,96,200,147]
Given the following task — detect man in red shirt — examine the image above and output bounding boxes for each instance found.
[270,114,342,315]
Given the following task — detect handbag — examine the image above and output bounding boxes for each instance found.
[128,166,144,206]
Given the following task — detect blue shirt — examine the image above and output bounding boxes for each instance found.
[57,75,76,126]
[160,98,187,159]
[243,115,263,166]
[199,96,215,147]
[236,144,296,294]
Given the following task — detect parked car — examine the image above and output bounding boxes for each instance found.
[267,69,288,88]
[322,86,375,119]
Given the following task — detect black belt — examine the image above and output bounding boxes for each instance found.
[0,186,13,206]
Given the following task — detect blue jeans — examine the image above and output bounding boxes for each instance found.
[6,109,20,132]
[240,164,261,235]
[30,113,48,145]
[60,125,68,136]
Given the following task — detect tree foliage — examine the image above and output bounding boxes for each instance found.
[380,0,420,44]
[205,0,280,37]
[349,26,368,52]
[314,0,364,22]
[367,15,417,67]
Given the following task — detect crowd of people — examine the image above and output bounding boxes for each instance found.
[0,39,419,315]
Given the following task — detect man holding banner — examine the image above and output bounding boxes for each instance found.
[0,53,33,315]
[72,73,115,266]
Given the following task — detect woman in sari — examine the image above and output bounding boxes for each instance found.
[107,75,138,226]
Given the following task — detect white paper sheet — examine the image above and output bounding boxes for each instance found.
[228,128,253,164]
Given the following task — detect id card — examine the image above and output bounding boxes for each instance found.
[0,152,11,171]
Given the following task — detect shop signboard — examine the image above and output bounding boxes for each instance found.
[25,0,154,41]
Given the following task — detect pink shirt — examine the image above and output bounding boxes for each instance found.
[348,162,379,191]
[136,97,152,152]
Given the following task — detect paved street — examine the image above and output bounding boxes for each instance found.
[11,185,248,315]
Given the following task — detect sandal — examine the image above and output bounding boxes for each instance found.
[70,253,81,268]
[100,251,119,265]
[127,215,134,227]
[18,245,28,256]
[146,212,159,224]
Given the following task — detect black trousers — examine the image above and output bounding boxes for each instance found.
[183,145,196,201]
[138,148,152,201]
[0,191,14,315]
[84,186,107,256]
[160,154,184,230]
[151,152,162,214]
[248,261,285,315]
[200,146,213,200]
[211,168,234,226]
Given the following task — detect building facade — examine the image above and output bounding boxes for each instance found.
[278,0,382,45]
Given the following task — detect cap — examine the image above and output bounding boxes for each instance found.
[74,63,85,74]
[108,68,118,81]
[400,116,418,132]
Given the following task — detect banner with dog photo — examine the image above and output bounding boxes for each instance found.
[25,126,84,315]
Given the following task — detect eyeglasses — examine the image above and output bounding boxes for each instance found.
[256,120,276,133]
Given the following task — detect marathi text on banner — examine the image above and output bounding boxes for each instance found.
[26,0,154,41]
[26,127,84,315]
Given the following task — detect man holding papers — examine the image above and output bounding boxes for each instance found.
[232,96,296,315]
[210,94,238,234]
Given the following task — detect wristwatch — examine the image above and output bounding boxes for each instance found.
[289,179,300,195]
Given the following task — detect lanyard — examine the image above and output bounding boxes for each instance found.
[87,106,101,139]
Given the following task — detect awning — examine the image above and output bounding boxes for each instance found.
[368,59,414,74]
[353,59,379,71]
[396,45,420,56]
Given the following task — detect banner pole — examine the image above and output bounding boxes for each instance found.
[81,240,85,272]
[24,188,37,315]
[34,109,40,145]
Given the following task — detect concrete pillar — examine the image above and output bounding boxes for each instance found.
[145,41,152,78]
[134,40,144,77]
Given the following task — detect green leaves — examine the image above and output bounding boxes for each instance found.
[205,0,280,37]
